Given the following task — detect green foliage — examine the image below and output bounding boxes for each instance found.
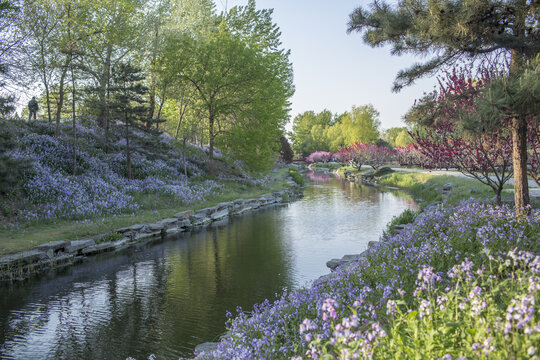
[385,208,418,235]
[291,105,381,156]
[95,230,123,244]
[0,122,29,195]
[348,0,538,91]
[291,110,333,156]
[473,56,540,130]
[288,167,304,186]
[159,2,293,171]
[383,127,407,147]
[394,129,413,147]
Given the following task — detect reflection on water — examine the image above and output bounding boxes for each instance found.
[306,170,334,183]
[0,173,416,359]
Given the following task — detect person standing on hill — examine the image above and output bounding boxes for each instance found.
[28,97,38,121]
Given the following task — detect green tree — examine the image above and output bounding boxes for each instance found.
[160,3,293,171]
[383,127,407,147]
[109,62,149,180]
[395,129,413,147]
[78,0,144,147]
[340,104,380,146]
[348,0,540,210]
[291,110,333,156]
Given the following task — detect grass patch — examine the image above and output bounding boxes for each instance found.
[377,172,511,205]
[0,167,291,255]
[288,167,305,186]
[308,162,342,170]
[384,208,418,235]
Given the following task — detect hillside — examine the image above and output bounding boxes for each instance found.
[0,118,288,253]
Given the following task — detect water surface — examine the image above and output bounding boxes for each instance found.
[0,173,416,359]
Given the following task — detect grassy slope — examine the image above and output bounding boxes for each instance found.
[0,168,290,255]
[377,171,514,205]
[0,118,294,255]
[333,164,513,205]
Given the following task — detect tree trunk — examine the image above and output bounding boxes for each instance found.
[71,66,77,175]
[125,112,131,180]
[55,57,70,136]
[99,44,112,128]
[44,81,52,124]
[512,115,530,211]
[208,113,214,174]
[39,33,52,123]
[509,2,529,214]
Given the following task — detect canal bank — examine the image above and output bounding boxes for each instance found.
[0,172,417,359]
[0,185,303,283]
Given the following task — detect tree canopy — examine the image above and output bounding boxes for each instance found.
[0,0,294,172]
[348,0,540,210]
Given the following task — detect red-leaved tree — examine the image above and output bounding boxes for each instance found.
[411,68,514,204]
[413,122,513,204]
[394,144,428,168]
[365,145,393,170]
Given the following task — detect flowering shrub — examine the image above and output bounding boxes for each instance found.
[306,151,332,163]
[334,143,394,170]
[4,120,223,222]
[191,201,540,359]
[303,250,539,359]
[394,144,427,167]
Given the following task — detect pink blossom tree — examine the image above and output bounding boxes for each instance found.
[410,68,513,204]
[305,151,332,164]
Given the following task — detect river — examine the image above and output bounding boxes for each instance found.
[0,172,417,359]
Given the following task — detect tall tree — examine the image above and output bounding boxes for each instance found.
[348,0,540,211]
[78,0,143,147]
[160,2,293,172]
[18,0,60,123]
[109,63,148,180]
[339,104,380,146]
[291,110,333,156]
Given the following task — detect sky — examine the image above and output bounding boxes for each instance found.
[216,0,439,131]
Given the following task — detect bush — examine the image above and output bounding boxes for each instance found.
[288,167,304,186]
[384,208,418,235]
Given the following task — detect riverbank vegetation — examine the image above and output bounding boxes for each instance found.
[192,201,540,359]
[0,118,294,255]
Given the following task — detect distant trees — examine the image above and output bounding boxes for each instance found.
[291,105,381,157]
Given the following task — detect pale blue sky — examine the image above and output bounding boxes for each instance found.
[217,0,438,131]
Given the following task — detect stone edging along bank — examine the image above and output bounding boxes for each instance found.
[0,185,303,283]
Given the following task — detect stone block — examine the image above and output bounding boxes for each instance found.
[173,210,194,219]
[211,209,229,221]
[148,223,165,231]
[35,241,69,252]
[81,242,116,256]
[65,239,96,254]
[195,342,219,354]
[0,249,48,267]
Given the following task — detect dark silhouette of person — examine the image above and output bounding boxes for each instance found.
[28,96,38,121]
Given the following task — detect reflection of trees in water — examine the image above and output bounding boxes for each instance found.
[307,171,334,183]
[0,210,295,360]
